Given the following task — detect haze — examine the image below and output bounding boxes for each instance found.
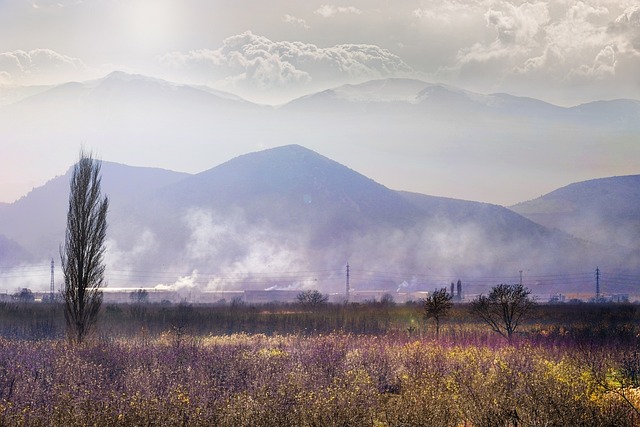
[1,0,639,206]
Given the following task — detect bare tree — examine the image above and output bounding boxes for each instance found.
[60,151,109,344]
[470,284,535,341]
[296,290,329,308]
[423,287,453,338]
[129,289,149,321]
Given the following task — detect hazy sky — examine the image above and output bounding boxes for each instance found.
[1,0,638,104]
[1,0,639,204]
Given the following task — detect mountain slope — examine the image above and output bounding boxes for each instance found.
[0,71,275,196]
[119,145,604,293]
[157,144,420,226]
[0,162,191,261]
[510,175,640,249]
[0,235,32,266]
[0,145,634,295]
[2,73,639,208]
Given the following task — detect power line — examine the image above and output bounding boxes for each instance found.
[2,263,639,292]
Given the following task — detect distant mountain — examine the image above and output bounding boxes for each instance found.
[3,144,620,295]
[13,71,249,107]
[510,175,640,250]
[1,67,639,295]
[570,99,640,126]
[0,72,276,183]
[2,72,639,208]
[0,162,191,262]
[5,71,260,129]
[120,146,607,293]
[0,235,32,266]
[282,79,562,117]
[284,78,640,124]
[0,84,54,107]
[155,144,420,227]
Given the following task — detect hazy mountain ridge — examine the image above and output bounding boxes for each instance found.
[0,162,191,264]
[1,144,633,295]
[510,175,640,250]
[1,73,638,293]
[8,72,250,109]
[2,71,639,208]
[0,234,32,266]
[155,145,420,225]
[6,72,638,122]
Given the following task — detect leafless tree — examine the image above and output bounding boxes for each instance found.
[470,284,535,341]
[423,287,453,338]
[296,290,329,308]
[60,151,109,344]
[129,289,149,321]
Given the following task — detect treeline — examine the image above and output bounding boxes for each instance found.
[0,300,638,345]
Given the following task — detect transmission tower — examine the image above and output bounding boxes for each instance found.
[50,258,55,302]
[595,267,600,302]
[346,263,350,302]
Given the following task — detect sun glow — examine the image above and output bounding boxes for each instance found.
[124,0,179,51]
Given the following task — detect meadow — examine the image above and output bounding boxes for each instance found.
[0,301,639,426]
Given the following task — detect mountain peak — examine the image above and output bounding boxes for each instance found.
[98,70,166,85]
[157,144,420,231]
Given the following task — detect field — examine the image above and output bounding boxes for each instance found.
[1,301,639,426]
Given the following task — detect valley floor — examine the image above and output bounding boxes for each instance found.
[0,303,639,426]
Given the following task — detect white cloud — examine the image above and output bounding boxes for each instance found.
[159,31,413,103]
[283,14,310,30]
[315,5,362,18]
[609,5,640,51]
[0,48,88,85]
[0,71,11,85]
[431,0,640,103]
[612,5,640,31]
[484,2,549,46]
[29,0,81,8]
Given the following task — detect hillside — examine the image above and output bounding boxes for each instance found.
[0,235,32,266]
[0,145,622,295]
[0,163,191,262]
[510,175,640,249]
[2,72,639,207]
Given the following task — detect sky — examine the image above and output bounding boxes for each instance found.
[0,0,639,204]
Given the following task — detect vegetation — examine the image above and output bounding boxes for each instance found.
[0,300,638,425]
[60,151,109,344]
[129,289,149,321]
[470,283,536,341]
[422,287,453,338]
[296,289,329,308]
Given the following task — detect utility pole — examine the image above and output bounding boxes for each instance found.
[519,270,523,287]
[595,267,600,302]
[346,263,350,303]
[50,258,55,302]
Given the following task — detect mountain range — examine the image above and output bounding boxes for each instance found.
[511,175,640,251]
[1,71,639,208]
[1,72,639,296]
[1,144,637,296]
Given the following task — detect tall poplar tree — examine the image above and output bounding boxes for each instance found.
[60,151,109,343]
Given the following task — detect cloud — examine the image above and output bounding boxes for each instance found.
[609,5,640,51]
[570,45,617,80]
[430,0,640,103]
[0,71,11,85]
[29,0,82,8]
[0,49,88,85]
[159,31,413,103]
[283,14,310,30]
[315,5,362,18]
[454,1,549,66]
